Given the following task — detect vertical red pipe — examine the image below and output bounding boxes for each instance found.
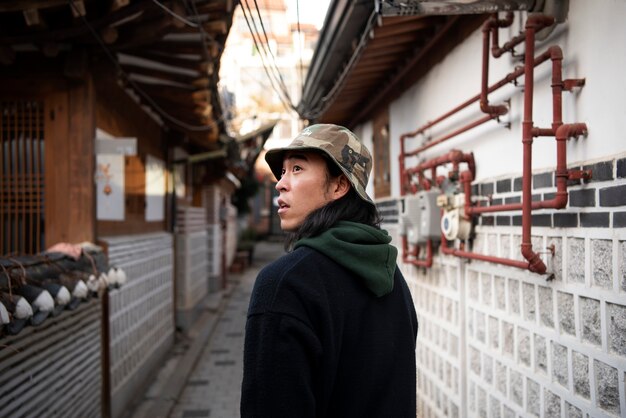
[550,46,564,132]
[402,236,433,268]
[521,15,554,274]
[480,16,508,117]
[400,134,407,196]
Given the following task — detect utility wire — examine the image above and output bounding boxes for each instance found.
[251,0,293,103]
[239,0,295,112]
[242,0,293,109]
[296,0,304,95]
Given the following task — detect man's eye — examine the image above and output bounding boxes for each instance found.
[293,165,302,172]
[280,168,286,177]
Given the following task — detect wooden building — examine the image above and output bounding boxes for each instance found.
[0,1,245,416]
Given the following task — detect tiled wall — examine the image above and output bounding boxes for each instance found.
[102,232,175,418]
[381,156,626,417]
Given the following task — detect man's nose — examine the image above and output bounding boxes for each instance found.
[275,174,287,191]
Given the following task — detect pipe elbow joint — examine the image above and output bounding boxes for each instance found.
[556,123,588,140]
[548,45,563,60]
[480,102,508,117]
[521,243,547,274]
[526,14,555,29]
[552,191,568,209]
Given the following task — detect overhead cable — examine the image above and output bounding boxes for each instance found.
[240,0,295,112]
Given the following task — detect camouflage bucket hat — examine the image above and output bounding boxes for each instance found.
[265,124,374,205]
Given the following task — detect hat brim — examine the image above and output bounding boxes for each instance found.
[265,145,374,205]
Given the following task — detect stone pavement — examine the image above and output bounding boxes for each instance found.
[130,240,285,418]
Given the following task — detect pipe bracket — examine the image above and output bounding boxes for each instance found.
[563,78,586,91]
[568,169,592,181]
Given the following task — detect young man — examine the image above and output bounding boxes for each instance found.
[241,124,418,417]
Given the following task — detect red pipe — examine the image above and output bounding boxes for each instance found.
[440,232,530,270]
[400,14,587,275]
[461,121,587,215]
[402,236,433,268]
[491,12,529,59]
[481,15,508,116]
[408,149,475,176]
[405,114,494,157]
[399,50,554,195]
[521,14,555,274]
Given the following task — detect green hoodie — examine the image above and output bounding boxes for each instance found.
[294,221,398,297]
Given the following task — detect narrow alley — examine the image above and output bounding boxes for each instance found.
[130,240,285,418]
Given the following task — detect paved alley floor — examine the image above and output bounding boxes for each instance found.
[167,240,285,418]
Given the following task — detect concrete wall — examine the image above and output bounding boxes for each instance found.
[365,0,626,416]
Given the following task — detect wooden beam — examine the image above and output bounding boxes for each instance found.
[121,50,207,72]
[360,44,412,59]
[132,41,213,56]
[0,0,66,12]
[70,0,86,17]
[110,0,130,11]
[0,2,150,44]
[138,84,211,105]
[23,9,42,26]
[173,17,229,36]
[170,1,188,29]
[121,63,201,85]
[374,21,434,39]
[111,17,174,50]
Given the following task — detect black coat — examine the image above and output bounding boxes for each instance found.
[241,246,418,418]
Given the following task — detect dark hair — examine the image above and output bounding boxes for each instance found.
[284,152,381,250]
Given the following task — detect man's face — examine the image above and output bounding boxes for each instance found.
[274,151,336,231]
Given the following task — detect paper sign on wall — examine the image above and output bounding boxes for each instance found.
[96,154,125,220]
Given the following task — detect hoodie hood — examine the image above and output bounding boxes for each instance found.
[294,221,398,297]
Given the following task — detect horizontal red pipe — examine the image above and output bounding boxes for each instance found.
[405,114,494,156]
[407,149,475,177]
[399,49,553,155]
[440,233,530,270]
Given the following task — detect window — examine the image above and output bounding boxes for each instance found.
[1,100,45,254]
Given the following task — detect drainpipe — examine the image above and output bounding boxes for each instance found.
[521,14,555,274]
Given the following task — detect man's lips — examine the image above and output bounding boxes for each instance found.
[277,199,289,214]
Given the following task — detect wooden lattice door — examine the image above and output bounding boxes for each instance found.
[1,100,45,255]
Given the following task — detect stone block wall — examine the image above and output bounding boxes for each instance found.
[382,155,626,417]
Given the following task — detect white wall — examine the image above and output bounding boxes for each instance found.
[385,0,626,193]
[360,1,626,416]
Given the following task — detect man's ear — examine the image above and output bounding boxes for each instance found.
[331,175,351,200]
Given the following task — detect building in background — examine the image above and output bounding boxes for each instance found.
[219,0,322,236]
[0,2,241,416]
